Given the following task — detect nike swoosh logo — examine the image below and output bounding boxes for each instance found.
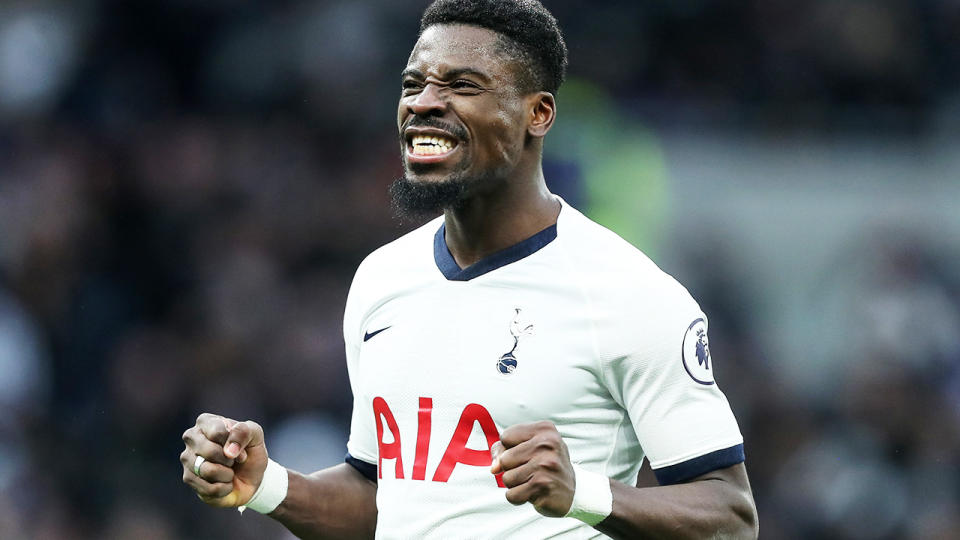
[363,326,392,342]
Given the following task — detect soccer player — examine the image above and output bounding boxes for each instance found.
[180,1,758,538]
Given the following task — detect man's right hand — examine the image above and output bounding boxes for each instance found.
[180,413,269,508]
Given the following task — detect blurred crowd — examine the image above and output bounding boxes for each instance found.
[1,1,958,539]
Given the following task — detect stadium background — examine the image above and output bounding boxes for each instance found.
[1,0,958,538]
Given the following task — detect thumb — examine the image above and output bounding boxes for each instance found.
[490,441,504,474]
[223,420,264,460]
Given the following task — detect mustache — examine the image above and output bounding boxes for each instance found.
[401,117,469,142]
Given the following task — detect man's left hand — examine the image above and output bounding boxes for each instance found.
[490,421,576,518]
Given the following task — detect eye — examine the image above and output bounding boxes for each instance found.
[401,80,423,93]
[450,80,480,91]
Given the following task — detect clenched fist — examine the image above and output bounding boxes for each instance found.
[490,421,576,518]
[180,413,269,507]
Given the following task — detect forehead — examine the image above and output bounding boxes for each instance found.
[407,24,515,82]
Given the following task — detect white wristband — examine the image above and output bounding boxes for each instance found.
[239,458,288,514]
[564,464,613,526]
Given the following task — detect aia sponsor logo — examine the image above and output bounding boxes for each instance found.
[373,397,505,487]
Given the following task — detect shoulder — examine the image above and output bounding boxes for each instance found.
[558,204,695,306]
[344,216,442,335]
[557,204,702,355]
[353,216,441,284]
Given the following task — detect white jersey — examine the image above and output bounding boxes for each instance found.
[343,199,743,539]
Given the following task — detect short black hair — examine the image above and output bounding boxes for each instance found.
[419,0,568,96]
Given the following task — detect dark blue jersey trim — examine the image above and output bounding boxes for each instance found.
[433,222,558,281]
[345,453,378,483]
[653,444,745,486]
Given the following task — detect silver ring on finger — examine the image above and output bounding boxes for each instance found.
[193,455,206,477]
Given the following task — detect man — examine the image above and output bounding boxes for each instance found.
[180,1,758,538]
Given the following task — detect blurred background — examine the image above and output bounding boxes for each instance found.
[1,0,958,538]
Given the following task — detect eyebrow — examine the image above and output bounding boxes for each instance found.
[401,67,491,83]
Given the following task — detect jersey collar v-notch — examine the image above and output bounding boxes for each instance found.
[432,220,559,282]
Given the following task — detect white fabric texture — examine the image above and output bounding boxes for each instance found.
[343,199,743,539]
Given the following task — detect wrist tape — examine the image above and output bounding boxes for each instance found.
[239,458,288,514]
[564,464,613,526]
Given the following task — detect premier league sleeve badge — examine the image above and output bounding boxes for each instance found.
[682,318,715,385]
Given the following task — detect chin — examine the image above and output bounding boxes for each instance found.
[389,174,468,218]
[405,165,459,185]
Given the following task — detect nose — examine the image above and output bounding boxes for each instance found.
[407,83,447,117]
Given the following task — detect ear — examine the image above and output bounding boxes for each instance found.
[526,92,556,138]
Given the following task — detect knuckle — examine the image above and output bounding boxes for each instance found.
[202,424,228,443]
[536,420,556,432]
[230,423,249,438]
[540,457,561,472]
[501,426,521,442]
[536,438,557,452]
[530,475,551,492]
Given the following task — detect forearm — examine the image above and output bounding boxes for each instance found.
[269,463,377,540]
[594,464,758,540]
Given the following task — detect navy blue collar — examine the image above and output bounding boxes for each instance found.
[433,221,558,281]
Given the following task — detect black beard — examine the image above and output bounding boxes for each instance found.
[388,174,468,220]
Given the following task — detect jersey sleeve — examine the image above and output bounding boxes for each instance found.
[343,269,378,467]
[598,281,744,485]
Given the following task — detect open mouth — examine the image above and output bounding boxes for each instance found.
[410,134,456,155]
[405,131,460,162]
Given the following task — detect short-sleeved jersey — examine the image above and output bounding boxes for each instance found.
[343,199,743,539]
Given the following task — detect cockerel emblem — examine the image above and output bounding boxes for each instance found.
[497,308,534,374]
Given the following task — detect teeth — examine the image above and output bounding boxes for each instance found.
[411,134,455,155]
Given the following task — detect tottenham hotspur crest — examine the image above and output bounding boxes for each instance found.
[497,308,534,374]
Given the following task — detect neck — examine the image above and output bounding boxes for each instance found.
[442,160,560,269]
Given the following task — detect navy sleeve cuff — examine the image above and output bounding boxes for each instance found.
[345,453,378,483]
[653,443,745,485]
